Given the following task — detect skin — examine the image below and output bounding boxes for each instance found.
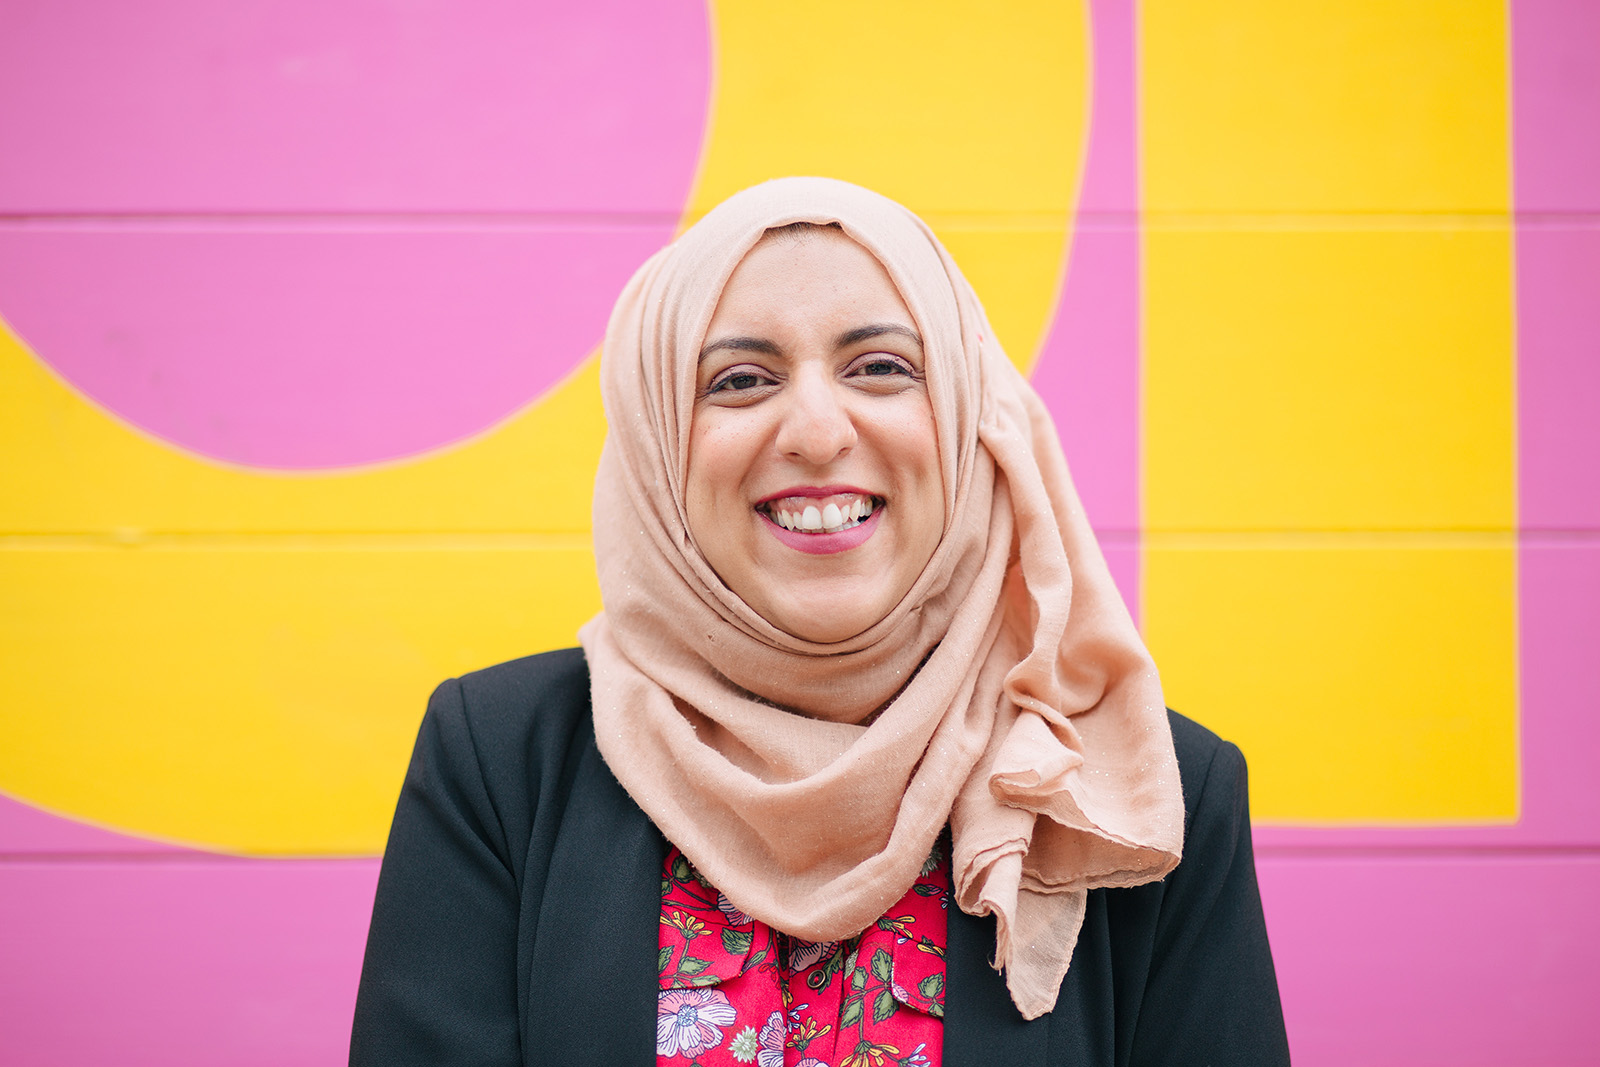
[685,227,944,643]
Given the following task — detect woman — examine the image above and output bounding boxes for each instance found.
[351,178,1289,1065]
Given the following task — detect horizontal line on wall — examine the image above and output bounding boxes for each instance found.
[1146,530,1522,551]
[0,209,682,228]
[4,529,1594,551]
[0,213,1082,236]
[1148,212,1599,232]
[1519,527,1600,543]
[4,210,1585,234]
[1253,843,1600,861]
[3,845,1596,866]
[1146,212,1537,233]
[0,530,595,551]
[0,214,679,235]
[0,209,1078,233]
[4,530,1594,550]
[1145,529,1598,547]
[1149,529,1600,549]
[0,851,382,864]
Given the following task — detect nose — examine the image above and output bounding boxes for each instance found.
[775,368,856,465]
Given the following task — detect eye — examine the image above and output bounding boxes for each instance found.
[847,353,917,379]
[705,366,777,394]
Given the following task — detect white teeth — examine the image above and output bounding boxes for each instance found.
[764,495,877,534]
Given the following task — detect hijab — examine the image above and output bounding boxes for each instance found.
[578,177,1182,1019]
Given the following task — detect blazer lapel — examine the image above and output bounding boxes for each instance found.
[944,903,1051,1066]
[521,734,666,1064]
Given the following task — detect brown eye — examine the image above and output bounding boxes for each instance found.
[708,369,774,393]
[851,355,914,378]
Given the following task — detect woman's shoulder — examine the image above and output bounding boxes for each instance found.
[449,646,591,717]
[1164,708,1247,835]
[418,648,595,796]
[1092,711,1288,1063]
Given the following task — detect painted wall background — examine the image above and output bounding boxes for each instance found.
[0,0,1594,1062]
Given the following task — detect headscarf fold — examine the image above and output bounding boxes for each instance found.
[579,177,1182,1019]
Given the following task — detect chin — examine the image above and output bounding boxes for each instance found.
[789,620,869,644]
[763,593,893,645]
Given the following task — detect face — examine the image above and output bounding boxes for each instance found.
[685,228,944,644]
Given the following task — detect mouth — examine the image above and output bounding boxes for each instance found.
[755,492,881,535]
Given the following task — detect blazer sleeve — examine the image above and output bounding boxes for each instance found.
[1126,735,1291,1067]
[349,678,524,1066]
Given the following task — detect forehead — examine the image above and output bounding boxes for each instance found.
[706,228,915,333]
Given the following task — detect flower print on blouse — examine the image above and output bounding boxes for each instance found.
[657,842,949,1067]
[658,988,741,1059]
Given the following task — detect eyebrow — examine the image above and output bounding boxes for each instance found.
[698,323,924,363]
[698,336,782,362]
[837,323,924,350]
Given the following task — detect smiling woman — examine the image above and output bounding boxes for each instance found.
[351,179,1289,1065]
[687,224,943,643]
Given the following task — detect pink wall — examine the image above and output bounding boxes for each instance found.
[1032,0,1143,611]
[1,834,379,1067]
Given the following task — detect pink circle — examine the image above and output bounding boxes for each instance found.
[0,0,709,468]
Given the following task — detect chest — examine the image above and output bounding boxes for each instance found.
[509,742,1143,1067]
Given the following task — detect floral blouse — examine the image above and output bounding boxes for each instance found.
[656,842,949,1067]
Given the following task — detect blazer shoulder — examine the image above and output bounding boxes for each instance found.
[454,646,590,710]
[430,648,594,783]
[1164,708,1244,832]
[1166,707,1224,768]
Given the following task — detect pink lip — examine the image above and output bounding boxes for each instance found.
[760,506,883,555]
[755,484,873,505]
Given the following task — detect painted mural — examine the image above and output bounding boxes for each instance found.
[1,1,1594,1063]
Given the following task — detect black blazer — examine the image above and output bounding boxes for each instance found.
[351,649,1289,1066]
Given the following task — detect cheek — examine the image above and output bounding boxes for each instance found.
[899,412,943,510]
[682,432,717,542]
[684,420,752,536]
[890,410,945,564]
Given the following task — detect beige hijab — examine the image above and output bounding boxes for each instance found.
[578,177,1182,1019]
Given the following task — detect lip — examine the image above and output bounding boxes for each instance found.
[754,484,874,505]
[759,505,882,555]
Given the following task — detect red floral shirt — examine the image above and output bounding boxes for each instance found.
[656,842,948,1067]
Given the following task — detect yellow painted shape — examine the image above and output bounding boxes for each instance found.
[0,324,608,534]
[0,544,601,854]
[1142,0,1509,213]
[1144,540,1518,823]
[1143,228,1515,531]
[1,0,1093,852]
[1139,5,1517,822]
[691,0,1090,368]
